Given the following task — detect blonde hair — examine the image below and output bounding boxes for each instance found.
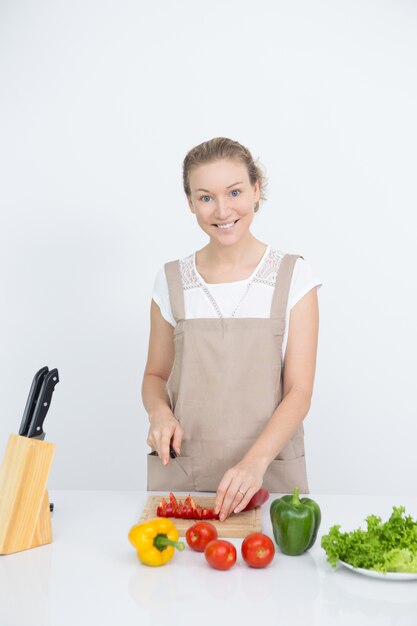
[183,137,268,213]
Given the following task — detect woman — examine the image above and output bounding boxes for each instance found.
[142,137,322,521]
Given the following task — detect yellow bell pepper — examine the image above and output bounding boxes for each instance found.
[128,517,185,566]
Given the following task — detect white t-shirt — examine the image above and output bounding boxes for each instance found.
[152,244,322,363]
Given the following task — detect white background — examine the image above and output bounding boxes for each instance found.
[0,0,416,494]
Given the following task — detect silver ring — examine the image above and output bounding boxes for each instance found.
[238,489,246,497]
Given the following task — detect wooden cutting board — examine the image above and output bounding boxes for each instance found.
[139,495,262,538]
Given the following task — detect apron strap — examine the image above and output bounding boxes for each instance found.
[270,254,303,321]
[164,260,185,322]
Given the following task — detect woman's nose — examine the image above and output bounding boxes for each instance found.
[214,197,232,217]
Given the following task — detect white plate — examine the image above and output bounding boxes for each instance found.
[339,560,417,581]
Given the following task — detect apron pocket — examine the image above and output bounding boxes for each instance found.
[147,451,195,491]
[263,456,309,495]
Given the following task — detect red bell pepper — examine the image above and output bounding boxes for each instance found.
[156,489,269,520]
[242,488,269,512]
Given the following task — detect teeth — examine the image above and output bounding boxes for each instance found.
[217,221,236,229]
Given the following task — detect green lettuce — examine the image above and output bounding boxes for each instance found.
[321,506,417,573]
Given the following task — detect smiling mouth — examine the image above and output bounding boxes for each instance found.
[213,220,239,229]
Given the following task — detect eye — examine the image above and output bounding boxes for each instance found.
[230,189,241,197]
[200,195,211,202]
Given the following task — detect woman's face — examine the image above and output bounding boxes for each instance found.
[187,159,260,244]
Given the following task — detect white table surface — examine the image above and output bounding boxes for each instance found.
[1,491,417,626]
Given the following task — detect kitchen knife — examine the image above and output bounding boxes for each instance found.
[18,366,49,436]
[26,368,59,440]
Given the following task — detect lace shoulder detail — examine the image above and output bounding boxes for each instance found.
[252,248,285,287]
[179,254,200,290]
[178,248,285,290]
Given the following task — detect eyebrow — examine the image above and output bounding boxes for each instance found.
[195,181,244,193]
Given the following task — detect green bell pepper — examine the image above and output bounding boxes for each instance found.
[270,486,321,555]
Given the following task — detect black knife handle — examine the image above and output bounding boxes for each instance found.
[18,366,49,436]
[27,368,59,439]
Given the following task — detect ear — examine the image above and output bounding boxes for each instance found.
[253,180,261,202]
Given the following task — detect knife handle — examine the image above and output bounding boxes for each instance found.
[18,366,49,436]
[27,369,59,439]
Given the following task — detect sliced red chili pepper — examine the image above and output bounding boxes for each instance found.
[156,493,221,519]
[169,492,178,507]
[193,504,203,520]
[184,495,192,508]
[174,500,183,518]
[157,499,167,516]
[176,499,184,518]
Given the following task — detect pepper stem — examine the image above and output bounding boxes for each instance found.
[291,486,300,506]
[153,534,185,552]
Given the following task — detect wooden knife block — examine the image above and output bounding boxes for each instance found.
[0,434,55,555]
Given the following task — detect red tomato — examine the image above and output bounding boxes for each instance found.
[185,521,218,552]
[241,533,275,568]
[204,539,237,570]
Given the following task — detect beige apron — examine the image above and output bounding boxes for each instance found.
[147,253,309,494]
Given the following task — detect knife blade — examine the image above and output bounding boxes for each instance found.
[27,368,59,440]
[18,366,49,436]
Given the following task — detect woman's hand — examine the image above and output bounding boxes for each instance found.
[147,410,183,466]
[214,458,268,521]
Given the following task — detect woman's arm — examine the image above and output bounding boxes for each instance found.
[142,299,183,465]
[215,286,320,520]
